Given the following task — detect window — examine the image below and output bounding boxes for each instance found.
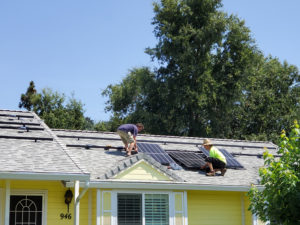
[10,195,43,225]
[117,193,169,225]
[118,194,142,225]
[145,194,169,225]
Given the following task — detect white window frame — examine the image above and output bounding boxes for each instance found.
[111,190,178,225]
[10,189,48,225]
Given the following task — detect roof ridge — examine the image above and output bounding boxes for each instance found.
[52,128,274,145]
[31,111,90,175]
[98,153,184,182]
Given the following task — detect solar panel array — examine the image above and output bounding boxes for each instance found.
[137,143,177,166]
[200,147,244,169]
[167,151,206,169]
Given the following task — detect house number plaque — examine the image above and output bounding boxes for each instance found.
[60,213,72,220]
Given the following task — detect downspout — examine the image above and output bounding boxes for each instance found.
[74,181,90,225]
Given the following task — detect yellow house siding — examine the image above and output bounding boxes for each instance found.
[114,161,171,181]
[4,180,92,225]
[0,183,3,225]
[78,190,89,225]
[92,189,99,225]
[90,189,96,225]
[244,194,253,225]
[1,180,257,225]
[9,180,72,225]
[187,190,244,225]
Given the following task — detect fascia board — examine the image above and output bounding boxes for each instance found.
[0,172,90,181]
[65,181,264,192]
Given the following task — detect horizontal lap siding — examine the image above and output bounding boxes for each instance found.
[91,189,97,225]
[1,181,3,225]
[115,161,171,181]
[187,190,243,225]
[244,195,253,225]
[9,180,90,225]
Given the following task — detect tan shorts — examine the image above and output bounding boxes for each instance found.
[117,130,134,145]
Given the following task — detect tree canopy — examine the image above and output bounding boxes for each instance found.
[103,0,300,141]
[19,81,91,130]
[248,121,300,224]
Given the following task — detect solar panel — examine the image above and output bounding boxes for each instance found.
[200,147,244,169]
[137,143,177,166]
[167,151,206,169]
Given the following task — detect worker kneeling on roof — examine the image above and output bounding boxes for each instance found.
[117,123,144,156]
[201,139,227,176]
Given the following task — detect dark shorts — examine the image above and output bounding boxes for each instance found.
[205,157,226,169]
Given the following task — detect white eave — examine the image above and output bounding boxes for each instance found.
[0,172,90,181]
[65,180,264,192]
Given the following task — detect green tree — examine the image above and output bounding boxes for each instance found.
[19,82,89,130]
[248,121,300,224]
[19,81,39,111]
[104,0,260,136]
[239,58,300,142]
[103,0,299,141]
[103,67,168,134]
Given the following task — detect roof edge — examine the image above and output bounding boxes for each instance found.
[0,172,90,181]
[65,180,264,192]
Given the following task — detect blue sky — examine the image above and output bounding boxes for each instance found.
[1,0,299,122]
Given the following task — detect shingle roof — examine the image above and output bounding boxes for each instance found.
[0,109,278,187]
[0,110,88,178]
[53,128,278,186]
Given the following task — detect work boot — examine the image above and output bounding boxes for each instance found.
[221,168,227,176]
[206,171,215,176]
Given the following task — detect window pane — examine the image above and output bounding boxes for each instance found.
[28,196,43,211]
[118,194,142,225]
[10,196,25,211]
[10,195,43,225]
[145,194,169,225]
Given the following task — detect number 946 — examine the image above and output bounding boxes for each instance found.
[60,213,72,220]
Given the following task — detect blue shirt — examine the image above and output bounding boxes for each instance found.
[117,124,138,136]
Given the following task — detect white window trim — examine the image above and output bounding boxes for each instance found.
[102,191,113,225]
[169,192,175,225]
[184,191,188,225]
[111,190,183,225]
[10,189,48,225]
[174,192,184,225]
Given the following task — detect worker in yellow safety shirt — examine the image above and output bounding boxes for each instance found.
[201,139,227,176]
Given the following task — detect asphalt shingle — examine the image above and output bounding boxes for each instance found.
[0,109,278,187]
[53,128,278,186]
[0,110,86,176]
